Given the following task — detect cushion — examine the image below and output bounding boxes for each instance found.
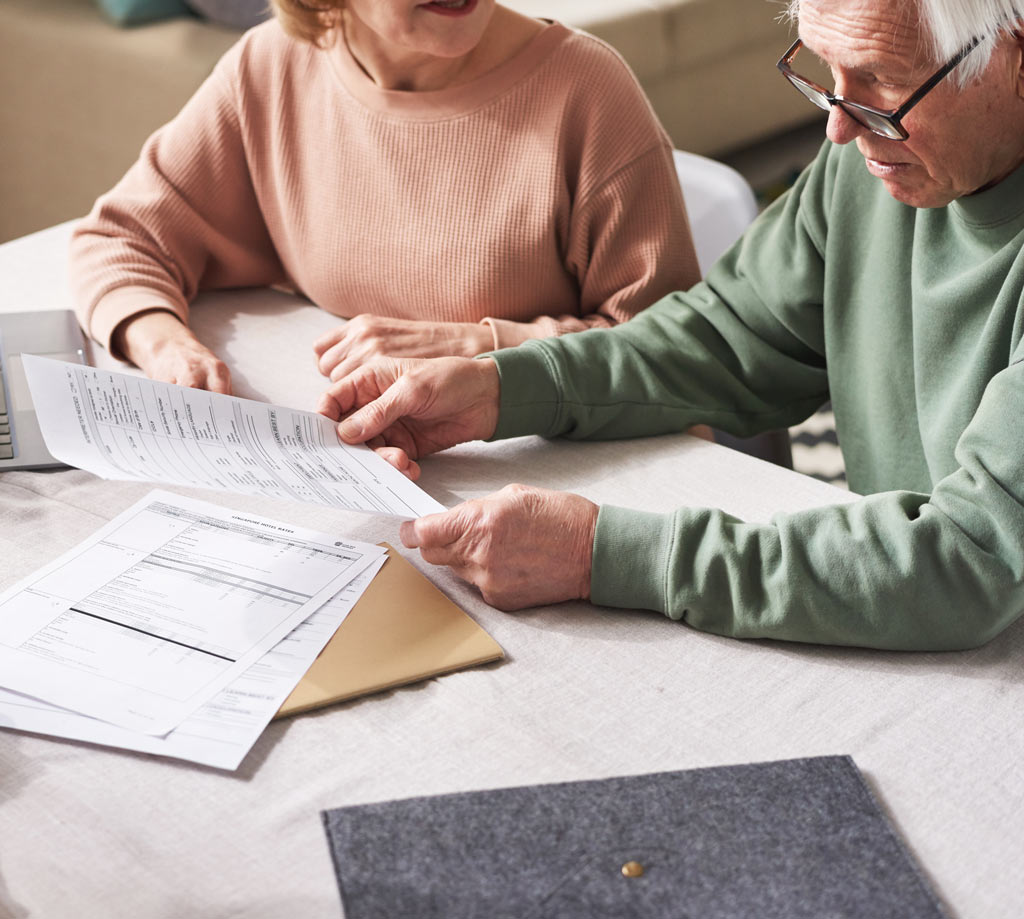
[95,0,192,25]
[185,0,271,29]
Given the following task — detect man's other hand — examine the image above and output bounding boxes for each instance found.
[400,484,599,611]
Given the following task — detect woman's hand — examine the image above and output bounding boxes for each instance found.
[113,309,232,393]
[400,484,600,611]
[313,315,494,382]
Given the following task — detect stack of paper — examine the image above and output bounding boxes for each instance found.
[0,490,389,770]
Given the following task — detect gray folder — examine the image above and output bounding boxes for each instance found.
[322,755,946,918]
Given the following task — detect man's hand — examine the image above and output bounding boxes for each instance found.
[113,309,232,394]
[317,356,500,462]
[313,315,494,382]
[400,484,599,610]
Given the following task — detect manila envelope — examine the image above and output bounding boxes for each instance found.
[275,545,504,718]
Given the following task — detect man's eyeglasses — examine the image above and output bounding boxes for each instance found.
[776,37,981,141]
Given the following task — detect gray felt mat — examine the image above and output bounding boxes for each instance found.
[322,755,945,919]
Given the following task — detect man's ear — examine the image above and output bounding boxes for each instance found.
[1013,23,1024,100]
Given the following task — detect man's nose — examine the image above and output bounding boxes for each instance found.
[825,103,867,145]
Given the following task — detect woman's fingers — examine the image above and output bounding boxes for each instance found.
[375,446,420,480]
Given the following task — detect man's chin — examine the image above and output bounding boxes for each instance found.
[875,174,952,209]
[859,156,950,208]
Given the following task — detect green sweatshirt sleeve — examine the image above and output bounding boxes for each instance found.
[592,356,1024,650]
[490,142,836,444]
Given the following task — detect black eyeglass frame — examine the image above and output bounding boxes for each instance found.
[776,37,982,141]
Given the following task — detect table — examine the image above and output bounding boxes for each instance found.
[1,224,1022,918]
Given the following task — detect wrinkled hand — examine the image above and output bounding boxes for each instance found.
[113,309,231,394]
[317,355,500,465]
[314,315,494,382]
[401,484,599,610]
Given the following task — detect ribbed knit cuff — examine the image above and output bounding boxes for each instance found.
[89,286,188,355]
[591,504,680,617]
[486,344,564,441]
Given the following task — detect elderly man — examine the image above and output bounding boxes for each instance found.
[319,0,1024,650]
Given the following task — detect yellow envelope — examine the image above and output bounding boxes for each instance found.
[275,545,504,718]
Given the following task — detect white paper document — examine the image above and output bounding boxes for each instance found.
[0,490,386,736]
[0,556,385,770]
[22,355,445,518]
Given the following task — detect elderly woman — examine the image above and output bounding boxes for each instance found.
[320,0,1024,651]
[70,0,698,393]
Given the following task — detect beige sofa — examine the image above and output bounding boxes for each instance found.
[0,0,811,243]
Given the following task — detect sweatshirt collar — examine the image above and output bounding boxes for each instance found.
[950,156,1024,228]
[326,20,568,120]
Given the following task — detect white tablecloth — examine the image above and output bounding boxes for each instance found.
[1,224,1022,918]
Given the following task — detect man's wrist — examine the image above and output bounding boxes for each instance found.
[576,499,599,600]
[473,357,502,441]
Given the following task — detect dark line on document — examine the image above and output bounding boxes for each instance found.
[68,608,236,662]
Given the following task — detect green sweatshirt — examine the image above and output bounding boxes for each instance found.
[488,140,1024,651]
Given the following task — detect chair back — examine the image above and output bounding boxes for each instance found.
[673,150,792,468]
[672,149,758,277]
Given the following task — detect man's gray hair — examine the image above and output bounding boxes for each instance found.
[784,0,1022,86]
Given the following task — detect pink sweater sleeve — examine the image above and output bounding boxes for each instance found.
[69,47,285,352]
[482,144,699,347]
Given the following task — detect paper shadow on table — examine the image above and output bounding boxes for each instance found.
[0,742,39,918]
[756,605,1024,686]
[484,597,685,648]
[0,711,285,783]
[418,433,702,509]
[479,571,1024,682]
[0,861,30,919]
[186,288,339,408]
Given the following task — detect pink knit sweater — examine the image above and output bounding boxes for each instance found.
[70,19,699,353]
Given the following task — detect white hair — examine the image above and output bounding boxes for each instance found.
[783,0,1023,86]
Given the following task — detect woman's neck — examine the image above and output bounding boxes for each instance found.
[341,6,545,93]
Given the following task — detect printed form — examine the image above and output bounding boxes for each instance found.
[21,355,444,518]
[0,557,385,770]
[0,490,386,736]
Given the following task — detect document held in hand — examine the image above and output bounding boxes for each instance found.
[21,355,444,518]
